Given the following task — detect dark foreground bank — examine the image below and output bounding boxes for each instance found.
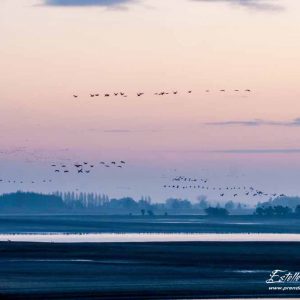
[0,241,300,299]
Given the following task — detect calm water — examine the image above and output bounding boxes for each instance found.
[0,241,299,299]
[1,215,300,234]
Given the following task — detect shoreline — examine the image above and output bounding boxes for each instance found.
[1,232,300,243]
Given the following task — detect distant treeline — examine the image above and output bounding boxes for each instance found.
[0,191,250,215]
[54,192,251,215]
[255,197,300,217]
[0,192,64,213]
[1,191,300,216]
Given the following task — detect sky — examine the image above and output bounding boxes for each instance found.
[0,0,300,204]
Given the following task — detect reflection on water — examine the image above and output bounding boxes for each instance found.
[1,233,300,243]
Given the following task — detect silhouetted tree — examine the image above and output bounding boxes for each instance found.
[205,207,229,217]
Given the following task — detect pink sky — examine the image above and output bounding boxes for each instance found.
[0,0,300,202]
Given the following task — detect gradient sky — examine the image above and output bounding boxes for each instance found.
[0,0,300,204]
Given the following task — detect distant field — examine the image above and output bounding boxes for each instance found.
[0,215,300,234]
[0,241,300,299]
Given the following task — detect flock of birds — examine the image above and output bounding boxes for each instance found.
[2,86,290,201]
[50,160,126,174]
[73,89,252,99]
[0,179,52,184]
[163,176,286,199]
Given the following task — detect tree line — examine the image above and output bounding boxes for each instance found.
[1,191,300,217]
